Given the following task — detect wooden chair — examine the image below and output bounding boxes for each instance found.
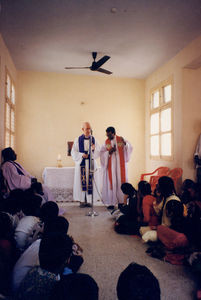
[67,141,74,156]
[140,167,170,192]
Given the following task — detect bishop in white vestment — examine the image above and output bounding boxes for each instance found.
[100,126,133,208]
[71,122,100,206]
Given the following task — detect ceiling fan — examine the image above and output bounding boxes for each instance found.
[65,52,112,75]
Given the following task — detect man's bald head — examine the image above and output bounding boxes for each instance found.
[82,122,91,137]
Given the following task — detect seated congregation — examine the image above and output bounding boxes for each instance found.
[113,176,201,298]
[0,192,89,299]
[1,145,201,299]
[0,189,161,300]
[0,147,161,300]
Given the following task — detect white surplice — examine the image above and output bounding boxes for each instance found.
[71,137,101,203]
[195,133,201,168]
[100,137,133,206]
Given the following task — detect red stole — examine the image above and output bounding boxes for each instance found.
[105,136,126,190]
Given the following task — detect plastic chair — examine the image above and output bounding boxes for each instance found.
[140,167,170,192]
[167,168,183,189]
[140,167,170,181]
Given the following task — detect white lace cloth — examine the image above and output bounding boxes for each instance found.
[42,167,74,202]
[42,166,102,202]
[49,187,73,202]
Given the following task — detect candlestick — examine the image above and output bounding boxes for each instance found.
[57,154,62,168]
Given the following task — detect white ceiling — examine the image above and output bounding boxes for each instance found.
[1,0,201,78]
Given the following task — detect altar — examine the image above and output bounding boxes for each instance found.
[42,167,102,202]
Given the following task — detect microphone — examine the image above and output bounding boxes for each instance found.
[89,128,94,172]
[90,129,94,151]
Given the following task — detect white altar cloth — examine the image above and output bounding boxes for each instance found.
[42,167,102,202]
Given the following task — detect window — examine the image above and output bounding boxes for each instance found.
[150,78,173,159]
[5,70,16,148]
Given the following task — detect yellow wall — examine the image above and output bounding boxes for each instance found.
[182,67,201,180]
[0,34,17,151]
[17,71,145,186]
[145,35,201,181]
[3,31,201,186]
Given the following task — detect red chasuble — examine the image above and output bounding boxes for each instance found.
[105,136,126,190]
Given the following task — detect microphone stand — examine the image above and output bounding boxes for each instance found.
[86,130,99,217]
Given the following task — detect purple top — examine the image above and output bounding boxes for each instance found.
[2,161,33,191]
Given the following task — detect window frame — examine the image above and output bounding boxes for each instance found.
[4,68,16,149]
[149,77,173,161]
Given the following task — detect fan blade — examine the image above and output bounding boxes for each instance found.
[91,56,110,70]
[65,67,90,69]
[97,68,112,75]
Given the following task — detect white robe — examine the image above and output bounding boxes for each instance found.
[71,137,101,203]
[195,133,201,168]
[12,239,41,293]
[100,137,133,206]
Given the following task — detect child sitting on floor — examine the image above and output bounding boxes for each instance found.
[114,183,140,235]
[138,181,159,238]
[157,200,189,251]
[180,179,196,205]
[14,194,42,252]
[15,233,73,300]
[0,211,18,296]
[50,273,99,300]
[117,262,161,300]
[12,216,79,294]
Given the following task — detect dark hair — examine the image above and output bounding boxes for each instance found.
[2,189,24,214]
[44,216,69,235]
[166,200,183,217]
[158,176,176,197]
[182,179,196,191]
[40,201,59,222]
[121,183,137,197]
[117,263,160,300]
[0,212,14,239]
[50,273,99,300]
[9,189,24,201]
[138,181,152,196]
[166,200,184,232]
[21,194,42,216]
[106,127,116,134]
[1,147,16,162]
[30,182,44,195]
[39,233,73,274]
[196,183,201,201]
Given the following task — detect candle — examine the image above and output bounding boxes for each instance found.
[57,154,61,160]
